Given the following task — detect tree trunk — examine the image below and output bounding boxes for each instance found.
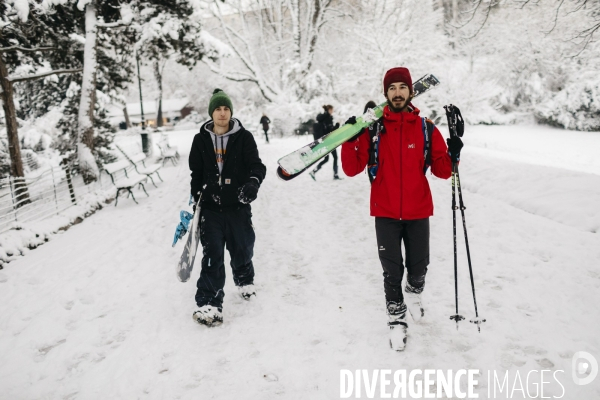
[0,55,30,206]
[154,59,163,128]
[452,0,458,21]
[77,2,100,184]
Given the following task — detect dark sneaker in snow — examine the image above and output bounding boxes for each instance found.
[238,284,256,300]
[387,301,408,351]
[404,282,424,322]
[309,171,316,181]
[193,305,223,327]
[333,175,343,180]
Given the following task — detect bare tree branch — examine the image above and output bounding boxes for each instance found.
[97,20,130,28]
[7,68,82,83]
[0,45,56,53]
[542,0,566,35]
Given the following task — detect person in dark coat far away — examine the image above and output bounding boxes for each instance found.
[309,104,341,181]
[259,114,270,143]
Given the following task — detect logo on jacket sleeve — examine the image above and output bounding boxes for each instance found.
[408,143,415,149]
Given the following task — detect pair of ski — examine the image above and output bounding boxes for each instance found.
[174,74,441,282]
[277,74,441,180]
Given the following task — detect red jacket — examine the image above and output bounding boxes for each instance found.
[341,105,453,220]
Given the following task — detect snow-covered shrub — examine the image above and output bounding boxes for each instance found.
[535,74,600,131]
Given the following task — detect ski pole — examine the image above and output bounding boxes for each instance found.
[444,104,485,332]
[449,161,464,328]
[454,167,486,332]
[446,104,464,328]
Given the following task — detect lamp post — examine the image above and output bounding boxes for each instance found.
[136,51,149,155]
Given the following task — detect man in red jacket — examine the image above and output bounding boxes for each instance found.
[341,67,463,351]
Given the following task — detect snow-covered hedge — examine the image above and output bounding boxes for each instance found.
[535,74,600,131]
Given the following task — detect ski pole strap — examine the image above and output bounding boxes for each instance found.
[368,119,384,180]
[422,117,434,175]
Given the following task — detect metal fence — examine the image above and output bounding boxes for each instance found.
[0,129,181,235]
[0,163,108,234]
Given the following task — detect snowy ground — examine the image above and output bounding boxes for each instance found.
[0,125,599,399]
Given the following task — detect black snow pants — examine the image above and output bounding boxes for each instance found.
[263,129,269,143]
[314,148,338,175]
[195,206,255,309]
[375,217,430,305]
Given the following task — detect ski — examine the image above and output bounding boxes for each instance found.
[176,194,203,282]
[277,74,440,180]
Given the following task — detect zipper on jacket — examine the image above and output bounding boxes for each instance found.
[399,112,403,220]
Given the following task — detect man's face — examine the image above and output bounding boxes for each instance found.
[386,82,412,112]
[212,106,231,128]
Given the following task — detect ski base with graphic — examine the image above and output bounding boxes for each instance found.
[177,195,202,282]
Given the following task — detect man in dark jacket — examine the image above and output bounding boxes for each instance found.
[341,68,463,350]
[309,105,341,181]
[189,88,267,327]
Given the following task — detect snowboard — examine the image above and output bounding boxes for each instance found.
[277,74,440,180]
[176,195,202,282]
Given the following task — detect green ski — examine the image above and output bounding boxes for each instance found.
[277,74,440,180]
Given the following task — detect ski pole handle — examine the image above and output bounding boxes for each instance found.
[444,104,465,138]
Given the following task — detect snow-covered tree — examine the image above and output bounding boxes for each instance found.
[134,2,208,127]
[0,1,84,202]
[199,0,341,103]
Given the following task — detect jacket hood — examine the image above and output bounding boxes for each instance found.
[202,118,243,138]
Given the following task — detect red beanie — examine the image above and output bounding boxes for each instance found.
[383,67,413,93]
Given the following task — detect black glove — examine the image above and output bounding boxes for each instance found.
[334,122,340,130]
[446,136,464,163]
[192,191,200,212]
[343,116,363,142]
[238,179,260,204]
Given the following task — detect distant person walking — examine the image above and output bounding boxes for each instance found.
[309,105,341,181]
[260,114,271,143]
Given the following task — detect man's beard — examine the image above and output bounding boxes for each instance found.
[387,96,411,113]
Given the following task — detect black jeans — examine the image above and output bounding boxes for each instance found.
[263,129,269,143]
[375,217,430,304]
[314,148,338,175]
[195,206,256,309]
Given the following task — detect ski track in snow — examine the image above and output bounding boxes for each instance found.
[0,127,599,399]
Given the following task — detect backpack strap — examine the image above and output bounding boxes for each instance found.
[368,118,385,182]
[422,117,434,175]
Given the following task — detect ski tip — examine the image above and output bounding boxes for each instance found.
[276,166,300,181]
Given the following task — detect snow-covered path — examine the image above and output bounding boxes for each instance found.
[0,127,599,399]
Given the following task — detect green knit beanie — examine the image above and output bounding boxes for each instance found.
[208,88,233,118]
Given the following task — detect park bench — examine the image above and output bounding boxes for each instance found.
[103,160,149,206]
[157,140,180,167]
[116,145,164,188]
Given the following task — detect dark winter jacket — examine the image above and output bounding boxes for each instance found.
[314,112,336,140]
[341,105,452,220]
[260,116,270,131]
[189,118,266,212]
